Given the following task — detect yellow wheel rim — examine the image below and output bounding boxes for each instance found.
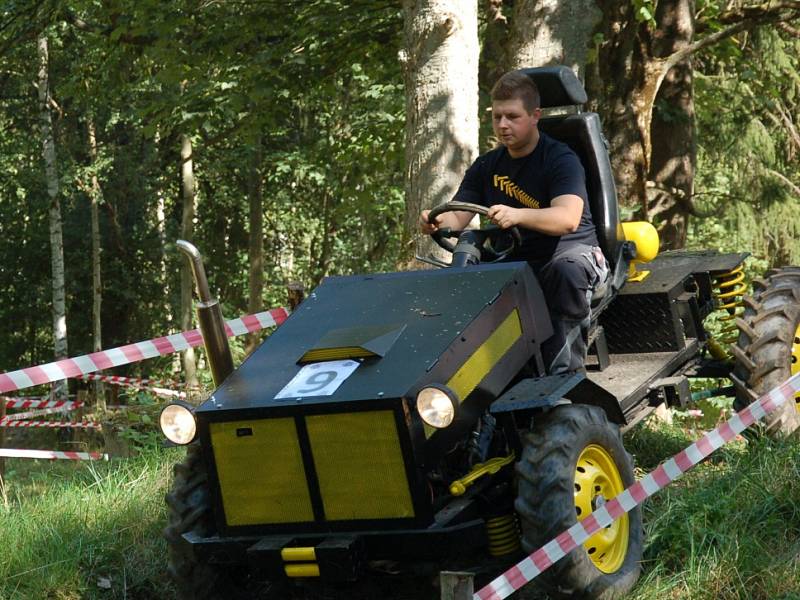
[574,444,629,573]
[792,323,800,413]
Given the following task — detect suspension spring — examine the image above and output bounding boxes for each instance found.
[710,265,748,358]
[486,513,521,557]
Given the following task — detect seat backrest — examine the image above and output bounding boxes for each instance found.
[520,67,624,267]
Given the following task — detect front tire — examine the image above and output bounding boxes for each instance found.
[515,404,643,599]
[164,446,268,599]
[732,267,800,436]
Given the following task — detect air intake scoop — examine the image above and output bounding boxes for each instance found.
[299,324,407,363]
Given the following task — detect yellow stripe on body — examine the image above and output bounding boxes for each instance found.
[424,309,522,439]
[447,309,522,401]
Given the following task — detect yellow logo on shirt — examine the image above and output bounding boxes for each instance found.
[493,175,540,209]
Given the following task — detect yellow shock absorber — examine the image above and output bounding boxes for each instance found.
[711,265,748,359]
[486,513,521,557]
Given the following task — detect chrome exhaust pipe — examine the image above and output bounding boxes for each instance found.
[177,240,234,387]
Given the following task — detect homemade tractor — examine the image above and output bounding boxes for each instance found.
[160,67,800,599]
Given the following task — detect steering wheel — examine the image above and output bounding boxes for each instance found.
[428,201,522,263]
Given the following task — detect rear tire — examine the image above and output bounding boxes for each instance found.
[732,267,800,436]
[515,404,642,600]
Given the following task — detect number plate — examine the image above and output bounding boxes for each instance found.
[274,360,360,399]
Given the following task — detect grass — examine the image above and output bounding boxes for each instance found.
[2,417,800,599]
[0,447,183,600]
[625,417,800,600]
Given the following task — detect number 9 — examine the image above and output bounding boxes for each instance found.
[297,370,337,394]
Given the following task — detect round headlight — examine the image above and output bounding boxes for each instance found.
[159,402,197,445]
[416,385,458,429]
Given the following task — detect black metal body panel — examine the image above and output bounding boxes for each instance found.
[419,269,551,464]
[491,372,585,413]
[198,262,546,414]
[194,262,552,537]
[490,372,626,425]
[181,518,488,571]
[600,250,747,353]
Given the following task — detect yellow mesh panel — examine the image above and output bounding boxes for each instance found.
[210,418,313,525]
[306,411,415,520]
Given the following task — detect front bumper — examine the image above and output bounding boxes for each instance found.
[181,518,488,581]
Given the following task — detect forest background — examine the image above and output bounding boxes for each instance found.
[1,0,799,390]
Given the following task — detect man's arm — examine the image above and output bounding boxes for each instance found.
[486,194,583,235]
[419,209,474,235]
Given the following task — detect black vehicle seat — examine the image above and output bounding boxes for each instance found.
[519,66,626,307]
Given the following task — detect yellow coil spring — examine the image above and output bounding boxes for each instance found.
[711,265,748,357]
[486,513,521,557]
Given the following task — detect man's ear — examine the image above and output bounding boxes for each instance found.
[530,107,542,124]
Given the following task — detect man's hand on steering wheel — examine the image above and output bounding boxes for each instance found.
[487,205,522,230]
[418,209,440,235]
[424,201,522,264]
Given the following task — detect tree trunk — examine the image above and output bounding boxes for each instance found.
[180,134,199,387]
[585,4,651,215]
[479,0,510,97]
[87,118,106,409]
[503,0,602,81]
[246,137,264,354]
[155,130,173,329]
[38,35,68,401]
[648,0,696,249]
[401,0,479,266]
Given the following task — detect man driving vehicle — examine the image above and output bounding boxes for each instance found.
[419,70,608,374]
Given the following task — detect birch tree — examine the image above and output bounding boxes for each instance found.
[401,0,479,264]
[37,34,68,401]
[87,118,105,408]
[246,137,264,354]
[180,134,199,386]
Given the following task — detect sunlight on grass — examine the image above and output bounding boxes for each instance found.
[0,448,183,599]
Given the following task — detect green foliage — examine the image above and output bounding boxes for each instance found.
[632,0,658,27]
[691,24,800,266]
[0,0,404,378]
[103,391,165,452]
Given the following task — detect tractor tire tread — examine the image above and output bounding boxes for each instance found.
[734,267,800,436]
[515,404,642,600]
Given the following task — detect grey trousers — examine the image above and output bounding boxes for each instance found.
[531,244,609,375]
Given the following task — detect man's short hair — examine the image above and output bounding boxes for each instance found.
[491,71,541,113]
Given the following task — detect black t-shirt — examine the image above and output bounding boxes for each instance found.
[453,133,598,262]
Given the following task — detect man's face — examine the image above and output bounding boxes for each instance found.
[491,98,541,154]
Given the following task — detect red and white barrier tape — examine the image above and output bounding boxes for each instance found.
[0,419,101,429]
[0,448,107,461]
[77,373,188,399]
[0,308,289,394]
[3,399,82,410]
[474,371,800,600]
[4,405,74,421]
[78,372,199,391]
